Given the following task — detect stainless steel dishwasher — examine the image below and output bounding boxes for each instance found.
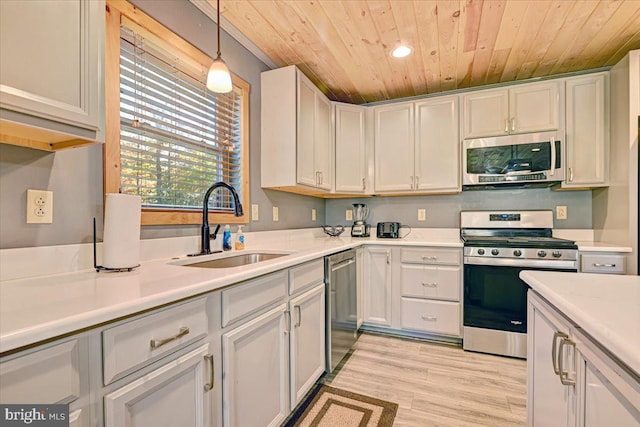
[325,249,358,372]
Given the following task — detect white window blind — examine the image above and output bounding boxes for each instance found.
[119,26,242,211]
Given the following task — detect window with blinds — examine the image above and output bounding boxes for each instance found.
[119,26,242,212]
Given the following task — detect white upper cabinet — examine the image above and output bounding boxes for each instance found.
[562,73,609,188]
[261,66,333,195]
[334,103,367,193]
[0,0,105,150]
[374,102,415,192]
[374,97,460,194]
[414,96,460,192]
[463,81,560,139]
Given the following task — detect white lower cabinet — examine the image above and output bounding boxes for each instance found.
[400,298,460,336]
[363,246,392,326]
[104,344,213,427]
[289,284,326,407]
[528,291,640,427]
[222,304,290,427]
[221,263,326,427]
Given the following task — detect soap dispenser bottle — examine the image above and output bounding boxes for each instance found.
[235,225,245,250]
[222,224,232,251]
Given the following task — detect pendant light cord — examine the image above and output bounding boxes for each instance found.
[216,0,222,59]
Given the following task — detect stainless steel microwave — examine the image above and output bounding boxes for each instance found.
[462,132,564,188]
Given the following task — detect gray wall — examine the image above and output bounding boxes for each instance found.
[0,0,324,249]
[326,188,593,229]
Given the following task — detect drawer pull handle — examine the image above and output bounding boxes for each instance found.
[593,263,616,268]
[421,315,437,321]
[421,256,438,261]
[150,326,190,349]
[204,354,214,391]
[421,282,437,287]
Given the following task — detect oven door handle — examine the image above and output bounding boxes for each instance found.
[464,256,577,270]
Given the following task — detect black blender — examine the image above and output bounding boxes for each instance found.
[351,203,370,237]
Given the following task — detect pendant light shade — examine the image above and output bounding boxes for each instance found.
[206,0,232,93]
[207,56,232,93]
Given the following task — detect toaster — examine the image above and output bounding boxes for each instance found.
[376,222,401,238]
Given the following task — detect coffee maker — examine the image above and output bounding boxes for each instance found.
[351,203,370,237]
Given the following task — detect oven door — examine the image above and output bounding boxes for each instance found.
[463,263,576,334]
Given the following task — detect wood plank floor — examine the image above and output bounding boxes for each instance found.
[323,332,527,427]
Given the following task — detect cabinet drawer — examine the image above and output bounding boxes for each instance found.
[103,298,207,385]
[222,271,287,327]
[401,247,461,265]
[401,264,460,301]
[581,254,625,274]
[0,339,80,404]
[401,298,460,336]
[289,259,324,295]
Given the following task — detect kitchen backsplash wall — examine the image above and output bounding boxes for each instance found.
[326,188,592,229]
[0,0,324,249]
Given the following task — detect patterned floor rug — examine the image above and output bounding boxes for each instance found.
[286,384,398,427]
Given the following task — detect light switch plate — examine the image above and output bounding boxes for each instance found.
[273,206,279,222]
[311,208,317,221]
[26,189,53,224]
[418,209,426,221]
[251,204,259,221]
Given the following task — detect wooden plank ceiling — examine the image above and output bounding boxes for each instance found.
[211,0,640,104]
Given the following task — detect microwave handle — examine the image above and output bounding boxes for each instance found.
[549,137,556,177]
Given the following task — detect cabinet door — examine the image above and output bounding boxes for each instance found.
[363,247,392,326]
[289,284,326,408]
[297,75,318,187]
[223,304,289,427]
[356,247,364,329]
[315,94,333,190]
[0,0,103,131]
[335,103,366,193]
[104,344,213,427]
[373,103,415,192]
[509,82,559,134]
[581,360,640,426]
[462,89,509,138]
[527,295,576,427]
[564,74,608,188]
[414,96,460,192]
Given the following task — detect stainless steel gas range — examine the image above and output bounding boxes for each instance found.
[460,210,578,359]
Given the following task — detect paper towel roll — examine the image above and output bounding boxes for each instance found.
[103,193,142,269]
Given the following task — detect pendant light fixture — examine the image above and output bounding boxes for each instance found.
[206,0,232,93]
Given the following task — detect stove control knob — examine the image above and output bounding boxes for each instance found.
[491,249,499,256]
[477,249,485,255]
[513,249,522,257]
[552,251,562,258]
[537,250,547,258]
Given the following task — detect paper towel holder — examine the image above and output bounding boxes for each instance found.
[93,217,140,273]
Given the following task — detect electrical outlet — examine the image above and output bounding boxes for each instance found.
[418,208,426,221]
[26,189,53,224]
[346,210,353,221]
[251,204,259,221]
[272,206,279,222]
[556,206,568,220]
[311,208,317,221]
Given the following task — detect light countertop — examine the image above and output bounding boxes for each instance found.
[520,270,640,377]
[0,228,631,355]
[0,232,462,354]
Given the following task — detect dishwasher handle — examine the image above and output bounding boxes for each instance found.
[331,257,355,272]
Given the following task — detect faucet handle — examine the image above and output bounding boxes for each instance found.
[210,224,221,240]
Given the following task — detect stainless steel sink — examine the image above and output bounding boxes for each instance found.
[180,252,288,269]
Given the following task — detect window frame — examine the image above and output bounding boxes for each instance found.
[105,0,249,226]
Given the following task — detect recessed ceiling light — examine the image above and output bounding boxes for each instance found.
[391,45,412,58]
